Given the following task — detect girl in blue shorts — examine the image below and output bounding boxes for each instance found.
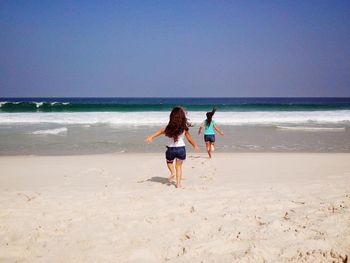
[198,108,224,158]
[145,107,199,188]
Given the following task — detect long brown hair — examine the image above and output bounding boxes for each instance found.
[165,106,190,141]
[205,107,217,126]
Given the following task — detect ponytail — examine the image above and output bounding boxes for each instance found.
[205,107,216,126]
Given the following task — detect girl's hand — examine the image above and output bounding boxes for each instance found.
[198,124,203,135]
[145,128,165,143]
[220,131,224,136]
[145,136,153,143]
[194,144,200,152]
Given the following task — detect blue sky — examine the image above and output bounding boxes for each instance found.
[1,0,349,97]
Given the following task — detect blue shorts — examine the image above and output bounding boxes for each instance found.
[165,146,186,163]
[204,134,215,142]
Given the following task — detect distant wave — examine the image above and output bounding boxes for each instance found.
[1,100,350,112]
[0,101,71,112]
[0,101,8,107]
[31,127,68,135]
[1,111,350,126]
[34,102,43,108]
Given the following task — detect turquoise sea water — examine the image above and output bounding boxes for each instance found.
[1,97,350,112]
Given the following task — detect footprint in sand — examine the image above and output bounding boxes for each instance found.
[17,192,41,202]
[199,174,214,181]
[194,158,216,182]
[77,239,94,251]
[163,245,188,260]
[285,248,348,262]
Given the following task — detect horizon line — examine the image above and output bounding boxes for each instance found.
[1,96,350,99]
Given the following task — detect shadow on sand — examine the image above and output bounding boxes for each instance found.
[138,176,176,187]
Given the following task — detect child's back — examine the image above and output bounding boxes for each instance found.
[145,107,198,188]
[198,108,224,158]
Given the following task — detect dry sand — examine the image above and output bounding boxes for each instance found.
[0,153,349,262]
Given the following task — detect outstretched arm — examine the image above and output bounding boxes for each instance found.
[185,131,199,151]
[145,128,165,143]
[198,123,204,135]
[214,124,224,136]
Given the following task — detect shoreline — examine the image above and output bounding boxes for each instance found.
[1,123,350,155]
[2,150,350,157]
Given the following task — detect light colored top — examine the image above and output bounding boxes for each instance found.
[204,120,215,135]
[168,132,185,147]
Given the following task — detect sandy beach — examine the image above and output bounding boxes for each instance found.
[2,0,350,261]
[0,153,349,262]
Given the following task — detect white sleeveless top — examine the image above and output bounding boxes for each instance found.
[167,132,186,147]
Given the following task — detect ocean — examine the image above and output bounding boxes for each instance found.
[1,97,350,155]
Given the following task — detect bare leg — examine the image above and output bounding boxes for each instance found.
[175,159,183,188]
[206,142,212,158]
[166,162,175,182]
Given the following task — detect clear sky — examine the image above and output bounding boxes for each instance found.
[1,0,349,97]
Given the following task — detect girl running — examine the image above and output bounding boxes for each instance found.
[145,107,199,188]
[198,108,224,158]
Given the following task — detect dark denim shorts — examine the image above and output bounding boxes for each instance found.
[165,146,186,163]
[204,134,215,142]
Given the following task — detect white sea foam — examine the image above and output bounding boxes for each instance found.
[31,127,68,135]
[34,102,44,108]
[276,126,346,131]
[0,102,8,107]
[1,111,350,126]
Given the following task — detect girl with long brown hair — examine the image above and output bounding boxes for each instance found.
[145,106,199,188]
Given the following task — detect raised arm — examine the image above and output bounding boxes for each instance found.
[145,128,165,143]
[185,130,199,151]
[214,124,224,136]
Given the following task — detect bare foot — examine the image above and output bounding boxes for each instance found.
[168,174,175,183]
[176,183,182,188]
